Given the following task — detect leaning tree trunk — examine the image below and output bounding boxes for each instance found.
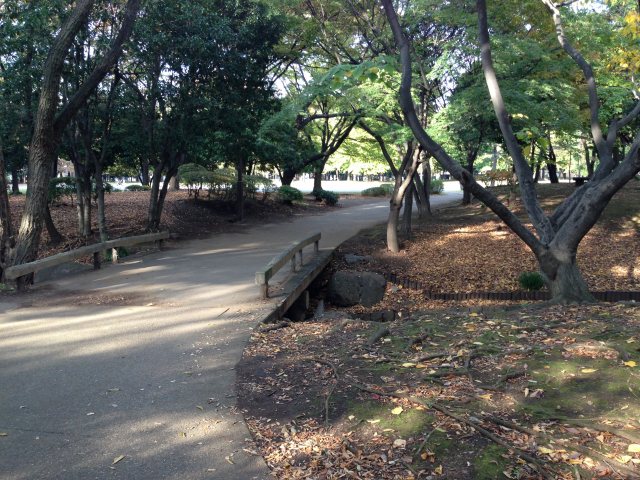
[44,205,63,245]
[421,158,431,214]
[413,175,429,218]
[538,248,595,303]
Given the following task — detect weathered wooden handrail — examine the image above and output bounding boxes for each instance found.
[4,231,170,282]
[255,232,321,299]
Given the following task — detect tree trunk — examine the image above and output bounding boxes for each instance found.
[401,181,414,239]
[170,174,179,191]
[0,142,13,278]
[538,248,594,303]
[313,167,323,193]
[235,157,245,221]
[462,153,475,205]
[11,165,20,194]
[281,168,296,186]
[387,199,402,253]
[422,158,431,214]
[139,159,150,186]
[94,161,108,243]
[44,205,63,245]
[413,174,429,218]
[489,145,498,187]
[584,140,595,178]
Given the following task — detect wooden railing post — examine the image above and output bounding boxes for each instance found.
[93,252,101,270]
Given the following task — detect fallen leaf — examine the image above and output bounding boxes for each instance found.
[402,362,416,368]
[393,439,407,448]
[112,455,125,465]
[628,444,640,453]
[0,433,8,437]
[434,465,443,475]
[196,405,204,411]
[225,455,235,465]
[581,368,598,373]
[623,361,637,367]
[391,406,404,415]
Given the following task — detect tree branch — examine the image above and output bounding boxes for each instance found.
[380,0,542,255]
[477,0,555,243]
[54,0,141,136]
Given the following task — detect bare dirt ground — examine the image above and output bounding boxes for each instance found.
[237,182,640,479]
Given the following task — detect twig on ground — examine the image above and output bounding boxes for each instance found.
[301,357,339,425]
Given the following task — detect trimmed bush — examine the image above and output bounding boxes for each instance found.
[125,184,151,192]
[379,183,394,195]
[518,271,545,291]
[49,177,77,204]
[430,178,444,194]
[277,185,303,204]
[361,186,389,197]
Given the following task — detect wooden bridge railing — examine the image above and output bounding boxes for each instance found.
[4,231,170,283]
[255,232,321,299]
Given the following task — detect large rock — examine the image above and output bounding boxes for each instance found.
[328,271,386,307]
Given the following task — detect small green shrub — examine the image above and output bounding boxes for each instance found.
[49,177,77,204]
[430,178,444,194]
[319,190,339,206]
[125,184,151,192]
[519,271,545,291]
[277,185,303,204]
[361,186,389,197]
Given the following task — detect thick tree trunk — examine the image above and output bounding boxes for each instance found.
[547,162,559,183]
[538,248,594,303]
[313,168,323,193]
[170,175,179,191]
[281,168,296,186]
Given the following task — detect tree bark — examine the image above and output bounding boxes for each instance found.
[44,205,63,245]
[413,174,429,218]
[281,168,296,186]
[538,248,594,303]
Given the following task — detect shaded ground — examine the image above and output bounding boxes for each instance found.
[238,182,640,479]
[7,190,339,260]
[238,301,640,479]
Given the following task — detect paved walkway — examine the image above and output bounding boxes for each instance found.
[0,193,460,480]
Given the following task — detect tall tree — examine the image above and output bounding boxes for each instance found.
[381,0,640,303]
[9,0,141,286]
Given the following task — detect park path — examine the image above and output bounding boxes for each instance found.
[0,193,460,480]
